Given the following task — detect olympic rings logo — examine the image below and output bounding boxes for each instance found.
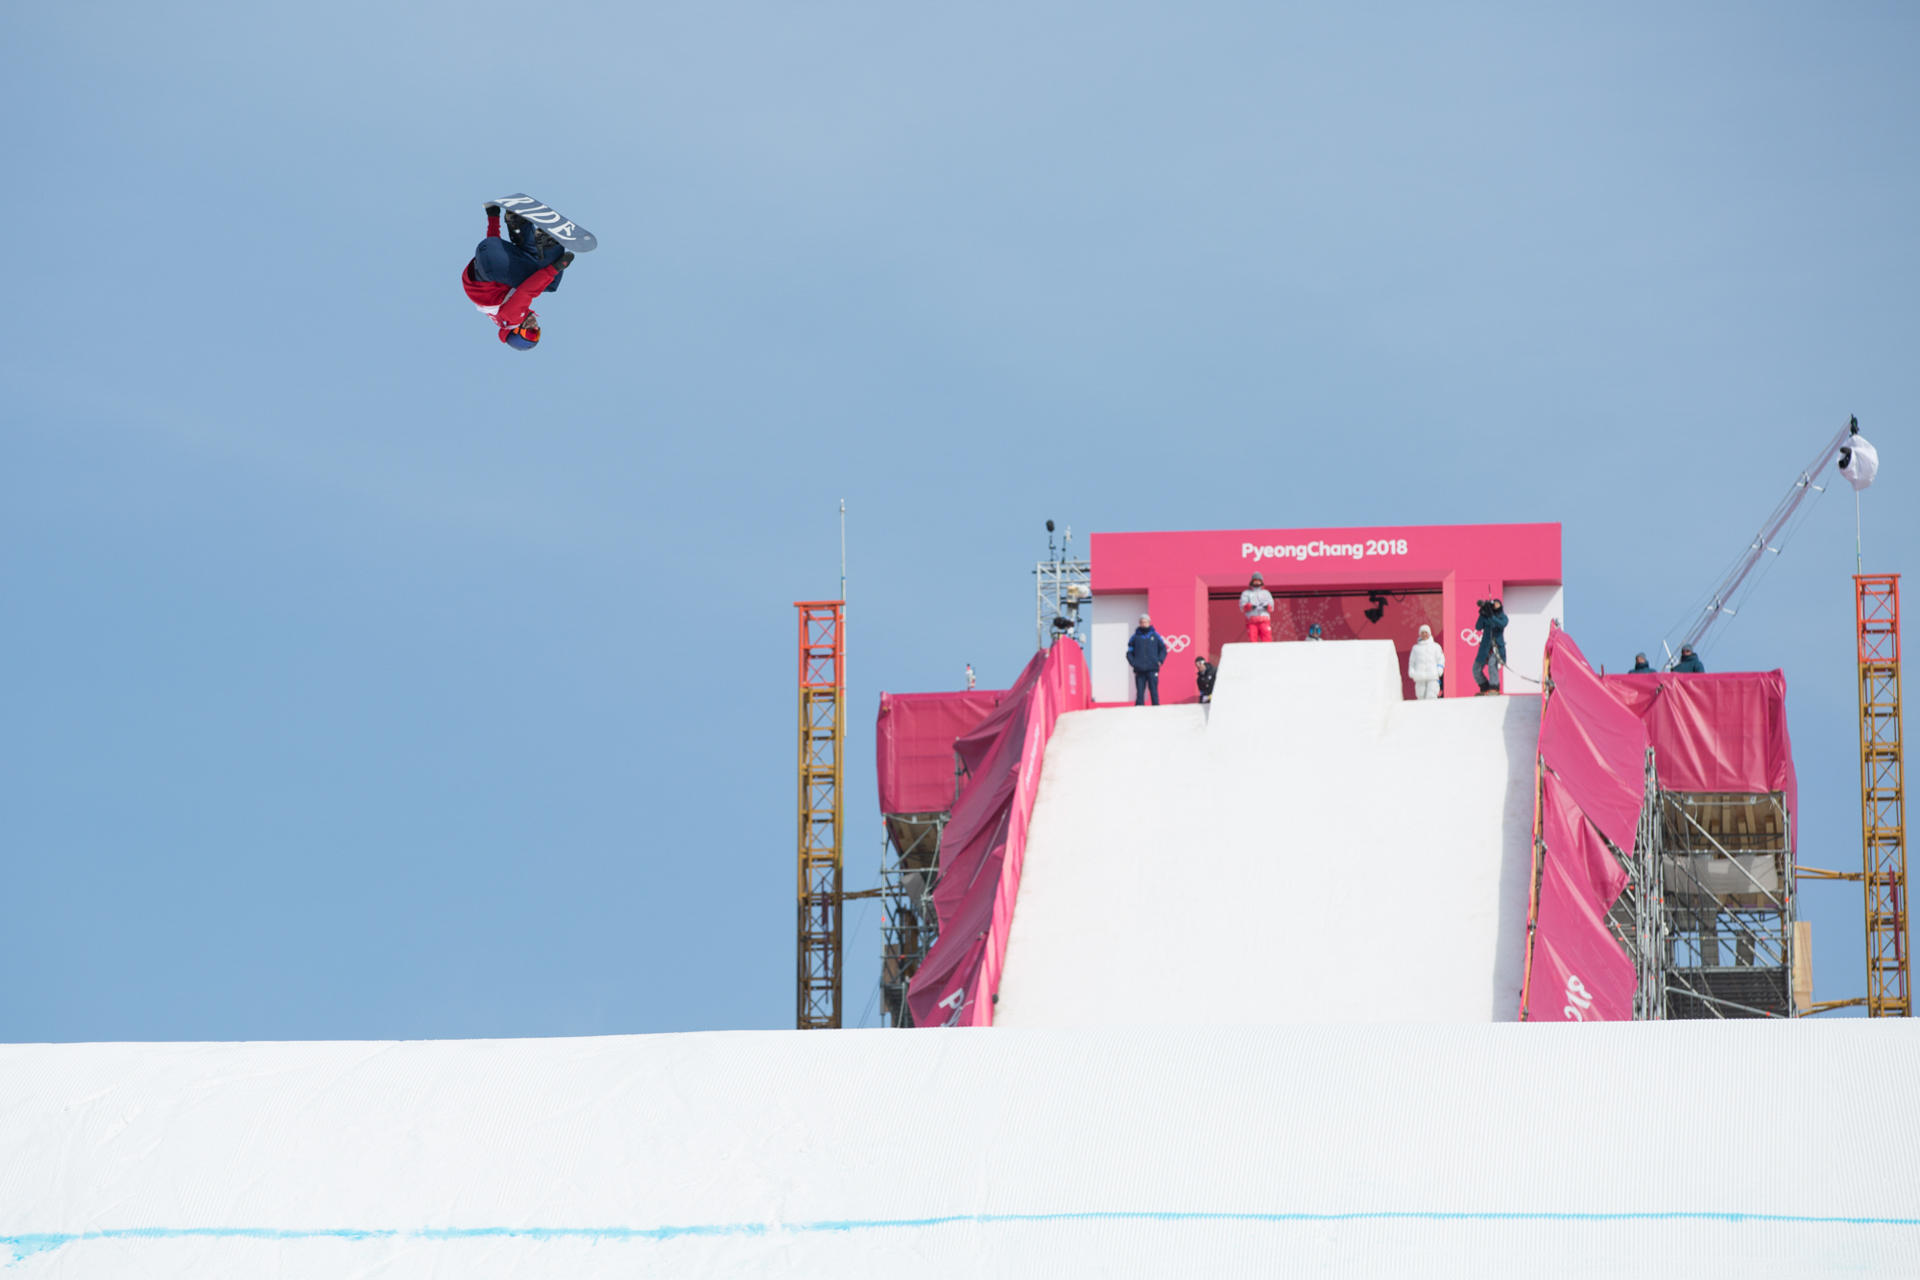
[1462,629,1483,645]
[1165,635,1192,653]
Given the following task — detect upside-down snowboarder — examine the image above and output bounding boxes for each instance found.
[461,204,576,350]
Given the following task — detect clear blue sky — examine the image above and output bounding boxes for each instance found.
[3,3,1914,1039]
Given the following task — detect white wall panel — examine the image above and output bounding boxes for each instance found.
[1090,592,1149,703]
[1498,584,1565,692]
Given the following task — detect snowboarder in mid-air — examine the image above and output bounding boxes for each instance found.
[461,204,575,349]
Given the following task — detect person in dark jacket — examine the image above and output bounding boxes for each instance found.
[1472,598,1508,695]
[1126,614,1169,706]
[1672,645,1705,673]
[1629,653,1656,673]
[1194,654,1218,703]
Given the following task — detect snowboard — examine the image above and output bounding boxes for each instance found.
[491,194,598,253]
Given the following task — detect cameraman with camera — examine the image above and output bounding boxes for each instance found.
[1472,598,1507,696]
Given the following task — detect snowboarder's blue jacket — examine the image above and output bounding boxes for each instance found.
[1127,626,1168,672]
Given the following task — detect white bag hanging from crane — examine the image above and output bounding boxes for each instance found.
[1839,425,1879,491]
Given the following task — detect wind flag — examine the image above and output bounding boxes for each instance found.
[1839,430,1879,491]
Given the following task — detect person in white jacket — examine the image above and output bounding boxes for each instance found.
[1407,624,1445,700]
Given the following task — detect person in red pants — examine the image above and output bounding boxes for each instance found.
[1240,573,1275,642]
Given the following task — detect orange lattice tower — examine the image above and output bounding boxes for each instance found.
[1855,575,1909,1016]
[795,601,845,1028]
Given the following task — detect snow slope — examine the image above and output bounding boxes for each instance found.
[3,1023,1917,1278]
[11,641,1913,1277]
[996,639,1538,1025]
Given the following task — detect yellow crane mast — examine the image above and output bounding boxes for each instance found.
[1856,574,1909,1016]
[795,600,845,1028]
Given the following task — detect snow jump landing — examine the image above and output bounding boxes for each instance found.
[994,639,1540,1026]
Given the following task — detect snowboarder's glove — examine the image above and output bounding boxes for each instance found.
[555,251,575,270]
[485,204,501,217]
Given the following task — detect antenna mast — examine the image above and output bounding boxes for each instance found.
[1034,519,1091,650]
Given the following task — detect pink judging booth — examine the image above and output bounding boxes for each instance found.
[1088,523,1563,705]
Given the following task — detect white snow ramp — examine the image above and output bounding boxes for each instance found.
[996,639,1538,1025]
[3,1023,1917,1277]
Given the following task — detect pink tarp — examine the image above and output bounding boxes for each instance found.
[1523,633,1804,1021]
[1536,630,1648,855]
[1522,770,1636,1022]
[1604,670,1797,840]
[1522,628,1644,1022]
[875,690,1007,816]
[907,639,1091,1028]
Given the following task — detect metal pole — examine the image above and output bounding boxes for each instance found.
[840,500,848,691]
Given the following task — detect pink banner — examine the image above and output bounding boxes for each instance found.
[1522,770,1636,1022]
[1604,670,1797,838]
[1541,768,1628,904]
[1537,629,1648,854]
[1521,628,1645,1022]
[1523,837,1638,1022]
[907,639,1091,1027]
[875,690,1006,816]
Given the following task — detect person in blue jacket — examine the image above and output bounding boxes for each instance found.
[1472,598,1508,695]
[1672,645,1706,673]
[1126,613,1169,706]
[1629,653,1656,673]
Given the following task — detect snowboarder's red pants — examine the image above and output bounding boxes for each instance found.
[1245,617,1272,643]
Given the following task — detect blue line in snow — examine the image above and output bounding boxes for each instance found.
[6,1209,1918,1261]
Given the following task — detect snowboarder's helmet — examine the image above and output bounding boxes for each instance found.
[505,321,541,350]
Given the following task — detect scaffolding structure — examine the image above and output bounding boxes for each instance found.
[1035,522,1090,650]
[1540,642,1799,1021]
[795,601,845,1029]
[1597,753,1667,1020]
[1585,770,1799,1020]
[1856,574,1909,1016]
[877,810,949,1027]
[1659,790,1797,1017]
